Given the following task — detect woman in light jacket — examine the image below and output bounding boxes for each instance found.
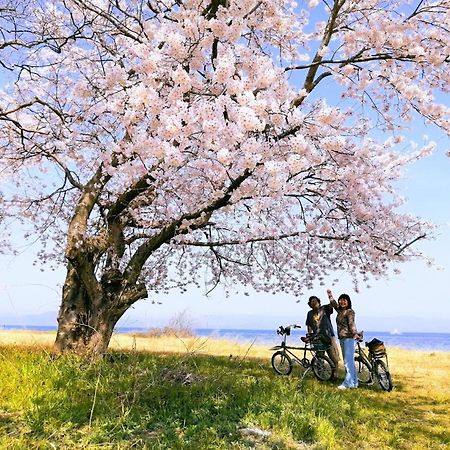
[327,289,360,389]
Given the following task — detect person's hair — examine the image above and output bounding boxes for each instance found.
[338,293,352,309]
[308,296,321,307]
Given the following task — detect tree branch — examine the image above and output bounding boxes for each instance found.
[292,0,346,107]
[106,173,156,223]
[123,169,253,285]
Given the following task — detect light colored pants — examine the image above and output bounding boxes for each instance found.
[339,338,358,388]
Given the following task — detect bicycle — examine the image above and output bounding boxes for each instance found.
[270,324,335,381]
[354,332,393,391]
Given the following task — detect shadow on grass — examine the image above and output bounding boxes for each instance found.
[347,378,450,449]
[18,351,286,448]
[1,346,449,449]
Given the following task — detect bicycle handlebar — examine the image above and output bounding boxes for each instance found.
[276,324,302,335]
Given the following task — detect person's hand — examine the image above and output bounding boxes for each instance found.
[327,289,333,299]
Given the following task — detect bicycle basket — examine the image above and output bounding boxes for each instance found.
[366,338,386,357]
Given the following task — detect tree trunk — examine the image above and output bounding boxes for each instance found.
[53,264,129,356]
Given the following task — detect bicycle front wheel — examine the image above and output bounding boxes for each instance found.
[355,357,373,384]
[311,355,334,381]
[271,351,293,375]
[374,359,393,391]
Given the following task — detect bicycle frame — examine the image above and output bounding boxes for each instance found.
[355,341,372,368]
[270,326,327,367]
[355,337,393,391]
[270,324,335,381]
[270,340,316,369]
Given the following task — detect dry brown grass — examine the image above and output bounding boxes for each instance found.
[0,329,267,358]
[0,330,56,348]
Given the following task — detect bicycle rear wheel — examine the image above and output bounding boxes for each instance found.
[355,357,372,384]
[374,359,393,391]
[311,355,334,381]
[271,351,293,375]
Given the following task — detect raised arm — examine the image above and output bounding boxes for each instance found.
[327,289,339,311]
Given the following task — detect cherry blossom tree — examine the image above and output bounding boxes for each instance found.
[0,0,449,355]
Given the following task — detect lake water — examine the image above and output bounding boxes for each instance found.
[195,329,450,352]
[1,325,449,352]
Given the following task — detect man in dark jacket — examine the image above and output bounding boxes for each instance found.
[305,295,340,376]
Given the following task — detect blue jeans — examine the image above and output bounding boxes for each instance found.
[340,338,358,388]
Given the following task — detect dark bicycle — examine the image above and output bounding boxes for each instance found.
[270,324,335,381]
[354,332,393,391]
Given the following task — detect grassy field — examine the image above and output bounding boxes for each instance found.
[0,331,449,449]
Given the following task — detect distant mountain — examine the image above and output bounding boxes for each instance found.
[0,310,149,329]
[1,310,58,326]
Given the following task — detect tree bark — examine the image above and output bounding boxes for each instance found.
[53,263,139,356]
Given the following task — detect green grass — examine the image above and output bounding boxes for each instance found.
[0,345,449,449]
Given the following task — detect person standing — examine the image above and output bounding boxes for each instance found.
[327,289,360,389]
[305,295,340,377]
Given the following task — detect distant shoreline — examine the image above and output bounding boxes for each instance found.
[2,324,449,334]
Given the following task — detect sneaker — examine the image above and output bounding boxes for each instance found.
[337,385,347,390]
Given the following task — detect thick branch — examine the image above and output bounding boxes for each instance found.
[202,0,228,20]
[286,53,418,72]
[117,282,148,308]
[292,0,345,107]
[107,173,156,222]
[175,231,427,258]
[174,230,342,247]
